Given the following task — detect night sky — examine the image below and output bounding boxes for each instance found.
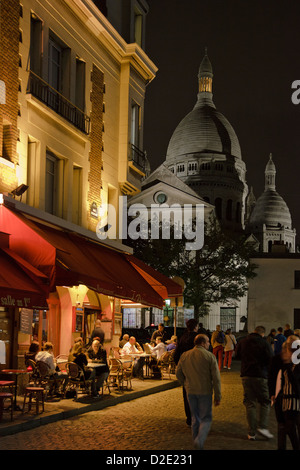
[143,0,300,243]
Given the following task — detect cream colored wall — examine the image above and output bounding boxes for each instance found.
[248,258,300,333]
[17,0,155,233]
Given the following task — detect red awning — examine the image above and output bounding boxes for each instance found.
[0,205,168,308]
[125,254,183,300]
[0,248,49,309]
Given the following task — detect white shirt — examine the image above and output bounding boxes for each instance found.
[121,342,139,356]
[150,342,167,360]
[35,350,56,374]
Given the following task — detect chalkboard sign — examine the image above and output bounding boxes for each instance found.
[20,308,33,335]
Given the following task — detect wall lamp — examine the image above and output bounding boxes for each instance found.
[11,184,29,200]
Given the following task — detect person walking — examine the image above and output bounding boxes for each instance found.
[223,328,236,370]
[176,334,221,450]
[174,318,199,426]
[274,327,287,355]
[269,335,300,450]
[236,325,274,441]
[211,325,226,370]
[266,328,276,352]
[283,323,294,339]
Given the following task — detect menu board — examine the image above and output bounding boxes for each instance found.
[20,308,33,335]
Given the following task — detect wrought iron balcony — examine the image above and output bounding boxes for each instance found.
[27,71,90,134]
[128,144,147,174]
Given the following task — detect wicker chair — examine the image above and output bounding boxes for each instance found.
[157,351,174,380]
[25,359,38,385]
[122,360,134,390]
[65,362,93,400]
[108,358,124,391]
[35,361,56,398]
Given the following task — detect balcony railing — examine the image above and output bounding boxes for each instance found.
[27,71,90,134]
[129,144,147,174]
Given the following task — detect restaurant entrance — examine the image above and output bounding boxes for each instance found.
[83,307,101,344]
[0,307,18,368]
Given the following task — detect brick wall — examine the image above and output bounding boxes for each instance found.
[88,64,104,231]
[0,0,20,193]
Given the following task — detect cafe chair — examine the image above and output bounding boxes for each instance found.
[122,361,133,390]
[157,351,174,380]
[0,380,15,394]
[22,386,45,414]
[65,362,93,400]
[0,392,13,422]
[25,359,39,385]
[35,361,56,398]
[108,358,124,391]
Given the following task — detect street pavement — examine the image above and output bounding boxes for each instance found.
[0,359,291,452]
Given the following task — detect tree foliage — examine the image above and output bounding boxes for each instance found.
[126,216,258,320]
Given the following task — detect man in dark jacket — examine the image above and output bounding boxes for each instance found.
[174,318,199,426]
[236,325,274,441]
[151,323,168,344]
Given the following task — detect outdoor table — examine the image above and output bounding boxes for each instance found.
[87,362,106,368]
[1,369,28,411]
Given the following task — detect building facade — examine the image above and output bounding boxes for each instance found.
[164,50,248,234]
[248,254,300,334]
[246,154,296,253]
[0,0,178,368]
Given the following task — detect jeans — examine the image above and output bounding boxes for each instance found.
[187,394,212,450]
[183,387,191,425]
[242,377,270,435]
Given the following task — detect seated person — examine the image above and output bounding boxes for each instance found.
[87,339,109,395]
[35,342,68,396]
[119,334,129,348]
[69,341,97,397]
[25,341,39,364]
[68,337,84,361]
[147,337,167,361]
[166,335,177,352]
[121,336,145,379]
[135,341,143,352]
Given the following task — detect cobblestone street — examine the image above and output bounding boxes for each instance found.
[0,360,288,452]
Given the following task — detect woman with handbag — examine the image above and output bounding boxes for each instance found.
[223,328,237,370]
[269,336,300,450]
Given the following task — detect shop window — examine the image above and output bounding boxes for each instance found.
[75,57,86,112]
[45,151,65,217]
[220,307,236,331]
[30,13,43,77]
[131,102,141,148]
[72,166,82,225]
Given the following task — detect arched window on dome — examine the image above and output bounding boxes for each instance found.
[226,200,233,221]
[215,198,222,220]
[268,240,272,253]
[235,202,241,223]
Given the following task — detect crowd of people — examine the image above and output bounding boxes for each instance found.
[25,319,109,398]
[117,323,177,378]
[24,317,300,451]
[174,320,300,451]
